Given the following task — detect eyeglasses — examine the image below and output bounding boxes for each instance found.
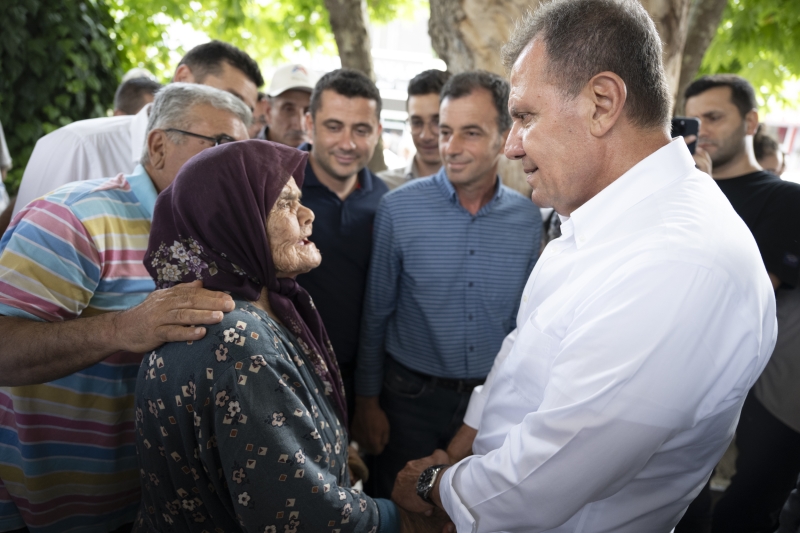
[407,118,440,135]
[165,128,237,146]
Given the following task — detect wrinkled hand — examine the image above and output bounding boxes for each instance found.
[347,445,369,484]
[113,280,234,353]
[392,449,451,515]
[685,135,712,176]
[352,396,390,455]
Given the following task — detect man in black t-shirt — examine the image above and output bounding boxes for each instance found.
[684,74,800,533]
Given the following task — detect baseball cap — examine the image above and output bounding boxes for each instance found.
[267,64,316,97]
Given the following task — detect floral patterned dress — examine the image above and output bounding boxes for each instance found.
[133,300,382,533]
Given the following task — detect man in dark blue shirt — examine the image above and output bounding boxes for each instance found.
[296,69,388,421]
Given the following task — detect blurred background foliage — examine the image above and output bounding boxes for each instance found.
[700,0,800,109]
[0,0,123,193]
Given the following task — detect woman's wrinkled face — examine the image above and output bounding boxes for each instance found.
[267,177,321,278]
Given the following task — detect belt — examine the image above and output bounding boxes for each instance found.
[391,356,485,394]
[432,375,486,393]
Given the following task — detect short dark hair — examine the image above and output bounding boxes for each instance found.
[753,126,781,161]
[178,40,264,88]
[407,69,451,98]
[440,70,512,133]
[309,69,382,119]
[501,0,671,130]
[257,91,267,102]
[114,77,162,115]
[684,74,758,119]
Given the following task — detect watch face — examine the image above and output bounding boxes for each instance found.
[417,469,434,493]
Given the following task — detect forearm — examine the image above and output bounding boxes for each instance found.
[446,424,477,463]
[0,313,123,385]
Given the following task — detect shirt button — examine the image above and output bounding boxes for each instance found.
[469,250,475,255]
[469,346,474,352]
[468,314,473,320]
[468,282,474,287]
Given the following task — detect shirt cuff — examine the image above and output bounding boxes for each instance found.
[375,497,400,533]
[462,385,487,429]
[439,459,478,533]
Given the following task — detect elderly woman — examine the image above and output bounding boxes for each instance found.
[133,141,434,533]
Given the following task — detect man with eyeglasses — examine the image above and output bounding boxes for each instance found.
[379,69,451,190]
[0,84,250,532]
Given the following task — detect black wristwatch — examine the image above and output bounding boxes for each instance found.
[416,464,449,504]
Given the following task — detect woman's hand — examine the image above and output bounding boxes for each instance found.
[347,444,369,484]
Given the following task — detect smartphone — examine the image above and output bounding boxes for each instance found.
[671,117,700,154]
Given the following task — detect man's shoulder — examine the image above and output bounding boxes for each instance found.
[42,115,134,144]
[384,175,440,201]
[42,174,136,210]
[497,183,540,217]
[364,167,389,195]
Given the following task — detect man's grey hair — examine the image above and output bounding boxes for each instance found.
[140,83,252,165]
[501,0,671,130]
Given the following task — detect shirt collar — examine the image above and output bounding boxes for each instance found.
[566,138,695,248]
[434,167,505,215]
[129,103,152,164]
[298,142,375,193]
[126,164,158,220]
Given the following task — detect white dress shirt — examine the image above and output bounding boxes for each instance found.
[440,140,777,533]
[12,104,150,215]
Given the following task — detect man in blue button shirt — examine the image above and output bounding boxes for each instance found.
[352,71,542,498]
[295,69,389,421]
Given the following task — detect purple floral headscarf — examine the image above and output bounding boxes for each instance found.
[144,140,348,425]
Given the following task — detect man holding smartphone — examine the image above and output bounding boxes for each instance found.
[685,74,800,533]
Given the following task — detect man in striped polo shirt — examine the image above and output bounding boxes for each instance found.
[0,84,250,532]
[352,71,542,498]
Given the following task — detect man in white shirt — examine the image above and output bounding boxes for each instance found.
[10,40,263,218]
[391,1,777,531]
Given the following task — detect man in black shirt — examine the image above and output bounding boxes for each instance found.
[685,74,800,533]
[295,69,389,421]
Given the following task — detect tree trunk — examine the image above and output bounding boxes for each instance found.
[673,0,729,115]
[323,0,387,172]
[640,0,692,113]
[324,0,375,80]
[429,0,693,195]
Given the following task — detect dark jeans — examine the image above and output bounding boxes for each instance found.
[711,393,800,533]
[365,357,476,498]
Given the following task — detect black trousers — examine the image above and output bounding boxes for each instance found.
[711,393,800,533]
[364,358,474,498]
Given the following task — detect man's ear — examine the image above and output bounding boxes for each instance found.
[587,71,627,138]
[147,130,169,170]
[173,64,196,83]
[263,99,273,127]
[745,109,759,136]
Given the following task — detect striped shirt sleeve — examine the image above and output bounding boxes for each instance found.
[0,197,101,321]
